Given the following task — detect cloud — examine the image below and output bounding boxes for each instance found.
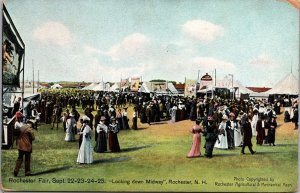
[249,54,271,65]
[33,21,73,46]
[106,33,150,61]
[192,57,236,74]
[83,44,105,55]
[182,20,224,42]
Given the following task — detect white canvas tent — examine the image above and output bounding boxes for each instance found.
[92,81,106,91]
[51,83,63,89]
[167,82,179,94]
[138,82,178,95]
[110,83,120,92]
[198,76,253,97]
[266,73,298,95]
[81,82,97,90]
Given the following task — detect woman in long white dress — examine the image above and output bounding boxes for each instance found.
[65,113,76,142]
[234,116,243,147]
[77,116,93,164]
[251,109,259,136]
[215,115,228,149]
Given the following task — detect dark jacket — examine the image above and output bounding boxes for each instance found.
[242,121,252,146]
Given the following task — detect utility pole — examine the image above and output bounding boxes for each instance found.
[214,69,216,86]
[37,70,40,91]
[32,59,34,94]
[228,74,234,99]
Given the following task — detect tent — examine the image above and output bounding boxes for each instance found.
[138,82,179,95]
[51,84,62,89]
[81,82,97,90]
[167,82,179,94]
[198,76,253,98]
[92,81,106,91]
[110,83,120,92]
[266,73,298,95]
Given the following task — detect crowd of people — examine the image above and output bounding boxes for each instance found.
[10,89,298,174]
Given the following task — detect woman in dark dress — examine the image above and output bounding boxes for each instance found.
[94,116,108,153]
[122,108,130,130]
[108,117,120,152]
[116,108,123,130]
[265,115,277,146]
[132,107,138,130]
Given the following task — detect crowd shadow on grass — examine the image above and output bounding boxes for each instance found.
[274,144,298,147]
[121,145,152,152]
[254,151,287,155]
[30,157,130,176]
[213,153,237,157]
[30,166,72,176]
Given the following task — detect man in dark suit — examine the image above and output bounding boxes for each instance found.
[241,114,256,154]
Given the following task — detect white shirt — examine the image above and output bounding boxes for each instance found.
[96,122,108,133]
[14,121,24,130]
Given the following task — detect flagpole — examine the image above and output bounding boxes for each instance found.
[37,70,39,91]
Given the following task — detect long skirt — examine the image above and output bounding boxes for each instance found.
[132,117,137,130]
[94,132,107,153]
[77,136,93,164]
[187,133,201,158]
[215,131,228,149]
[108,132,120,152]
[265,129,275,144]
[256,129,265,145]
[122,116,129,130]
[117,118,123,130]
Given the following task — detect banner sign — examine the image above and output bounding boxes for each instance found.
[184,79,196,97]
[130,77,140,91]
[2,8,25,87]
[199,73,213,90]
[120,78,129,88]
[151,82,167,93]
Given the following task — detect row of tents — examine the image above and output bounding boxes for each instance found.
[71,72,298,97]
[80,81,179,94]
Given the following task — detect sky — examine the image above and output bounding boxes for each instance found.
[4,0,299,87]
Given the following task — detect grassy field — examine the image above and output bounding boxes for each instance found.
[1,106,298,192]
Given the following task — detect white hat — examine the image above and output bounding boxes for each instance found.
[82,115,90,122]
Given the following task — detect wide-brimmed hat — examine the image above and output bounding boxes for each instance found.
[82,115,90,122]
[100,116,106,121]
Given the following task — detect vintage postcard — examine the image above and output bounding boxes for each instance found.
[1,0,299,192]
